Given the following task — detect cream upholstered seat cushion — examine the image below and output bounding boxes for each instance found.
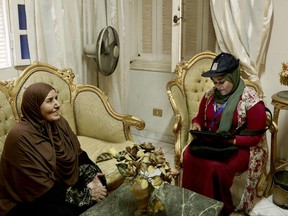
[77,135,134,190]
[14,70,76,132]
[0,89,15,157]
[184,59,214,122]
[73,89,129,142]
[78,136,133,174]
[167,52,214,166]
[182,58,214,150]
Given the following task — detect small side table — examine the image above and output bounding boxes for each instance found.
[264,90,288,197]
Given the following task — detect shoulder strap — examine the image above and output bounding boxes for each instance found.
[238,107,272,136]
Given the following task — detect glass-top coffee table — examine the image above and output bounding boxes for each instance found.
[81,182,223,216]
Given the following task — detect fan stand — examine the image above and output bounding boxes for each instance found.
[83,1,120,87]
[83,25,120,87]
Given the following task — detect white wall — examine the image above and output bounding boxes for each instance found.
[0,67,21,80]
[128,69,175,143]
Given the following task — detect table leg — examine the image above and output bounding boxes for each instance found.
[264,105,280,197]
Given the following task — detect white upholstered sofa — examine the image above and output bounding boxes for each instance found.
[0,61,145,191]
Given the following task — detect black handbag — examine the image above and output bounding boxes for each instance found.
[189,138,238,161]
[189,107,273,161]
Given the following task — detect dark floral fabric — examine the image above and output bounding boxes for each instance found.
[65,164,102,207]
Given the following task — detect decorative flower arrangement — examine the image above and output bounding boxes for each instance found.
[280,62,288,86]
[96,142,173,213]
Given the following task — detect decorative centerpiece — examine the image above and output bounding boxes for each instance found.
[96,142,173,215]
[280,62,288,86]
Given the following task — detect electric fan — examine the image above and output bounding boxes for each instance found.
[84,26,120,76]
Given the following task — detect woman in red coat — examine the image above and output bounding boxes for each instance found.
[182,53,267,216]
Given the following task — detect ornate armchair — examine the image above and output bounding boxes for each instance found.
[166,51,277,210]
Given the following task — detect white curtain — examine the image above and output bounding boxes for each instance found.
[25,0,129,113]
[26,0,85,83]
[97,0,130,114]
[210,0,273,89]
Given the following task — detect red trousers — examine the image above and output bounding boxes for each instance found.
[182,147,250,216]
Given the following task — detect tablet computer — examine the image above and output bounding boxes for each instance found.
[190,130,234,140]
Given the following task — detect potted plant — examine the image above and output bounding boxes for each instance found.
[280,62,288,86]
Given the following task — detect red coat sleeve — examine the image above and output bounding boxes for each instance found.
[236,101,267,147]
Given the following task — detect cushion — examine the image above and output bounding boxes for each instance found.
[78,136,134,190]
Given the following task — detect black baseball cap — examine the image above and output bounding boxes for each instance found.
[201,52,239,77]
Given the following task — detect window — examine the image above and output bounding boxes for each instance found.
[10,0,30,66]
[0,0,11,69]
[0,0,30,69]
[181,0,216,61]
[130,0,172,72]
[130,0,216,71]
